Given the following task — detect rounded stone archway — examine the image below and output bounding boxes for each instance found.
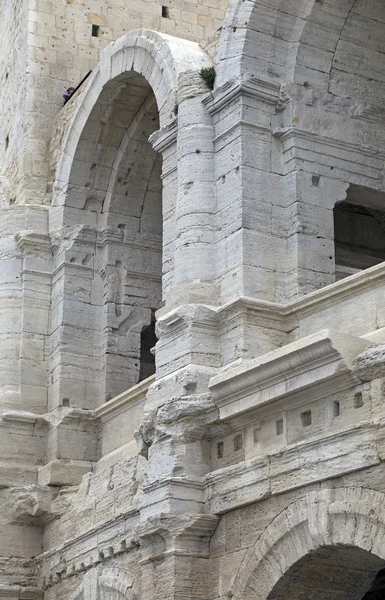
[49,64,164,407]
[51,28,211,189]
[267,546,384,600]
[230,488,385,600]
[216,0,385,94]
[46,28,212,411]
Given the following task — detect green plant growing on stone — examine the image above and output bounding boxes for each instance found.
[200,66,216,90]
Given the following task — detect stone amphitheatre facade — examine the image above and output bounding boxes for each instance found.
[1,0,385,598]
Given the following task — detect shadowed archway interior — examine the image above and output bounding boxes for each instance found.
[267,546,385,600]
[54,72,163,404]
[334,185,385,281]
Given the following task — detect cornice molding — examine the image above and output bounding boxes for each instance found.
[220,261,385,321]
[205,77,281,115]
[274,126,385,161]
[209,329,370,418]
[95,376,154,421]
[205,418,384,514]
[149,120,178,153]
[0,409,43,428]
[15,231,52,255]
[37,509,140,590]
[0,586,43,599]
[137,513,219,563]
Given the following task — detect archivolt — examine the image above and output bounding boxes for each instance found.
[231,487,385,600]
[216,0,358,88]
[50,28,210,192]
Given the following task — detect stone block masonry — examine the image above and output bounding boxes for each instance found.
[2,1,385,600]
[3,0,228,205]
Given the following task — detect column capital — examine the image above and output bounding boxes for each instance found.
[137,513,219,563]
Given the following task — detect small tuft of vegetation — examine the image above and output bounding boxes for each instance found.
[200,66,216,91]
[174,103,179,116]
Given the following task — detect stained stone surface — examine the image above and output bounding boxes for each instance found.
[1,1,385,599]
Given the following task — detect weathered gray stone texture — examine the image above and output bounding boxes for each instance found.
[1,0,385,599]
[2,0,227,206]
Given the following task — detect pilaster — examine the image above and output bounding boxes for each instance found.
[207,78,288,304]
[138,514,218,600]
[137,304,220,584]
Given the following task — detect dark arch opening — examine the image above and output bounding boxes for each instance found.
[267,546,385,600]
[363,568,385,600]
[51,71,163,407]
[139,315,158,383]
[334,185,385,281]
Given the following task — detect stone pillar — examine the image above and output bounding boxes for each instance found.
[0,204,51,595]
[209,78,354,308]
[137,378,220,600]
[44,216,101,486]
[48,221,101,412]
[172,71,218,307]
[136,304,219,519]
[0,203,50,415]
[0,206,24,412]
[138,514,218,600]
[282,170,349,300]
[208,78,288,305]
[140,75,221,522]
[17,223,51,415]
[151,121,178,306]
[270,85,351,301]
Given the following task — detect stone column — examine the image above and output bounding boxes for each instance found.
[48,221,101,413]
[137,311,220,599]
[282,170,349,300]
[151,121,178,306]
[139,78,221,516]
[16,220,51,415]
[270,85,351,301]
[137,307,219,514]
[0,206,24,412]
[172,71,218,307]
[43,216,101,486]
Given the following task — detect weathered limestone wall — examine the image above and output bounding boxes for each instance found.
[2,1,385,600]
[211,481,385,600]
[15,0,228,204]
[214,0,385,305]
[0,0,28,204]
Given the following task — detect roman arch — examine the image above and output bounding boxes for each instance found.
[230,488,385,600]
[217,0,385,91]
[47,29,212,410]
[212,0,385,303]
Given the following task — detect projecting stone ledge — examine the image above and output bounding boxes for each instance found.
[38,460,93,487]
[209,329,371,420]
